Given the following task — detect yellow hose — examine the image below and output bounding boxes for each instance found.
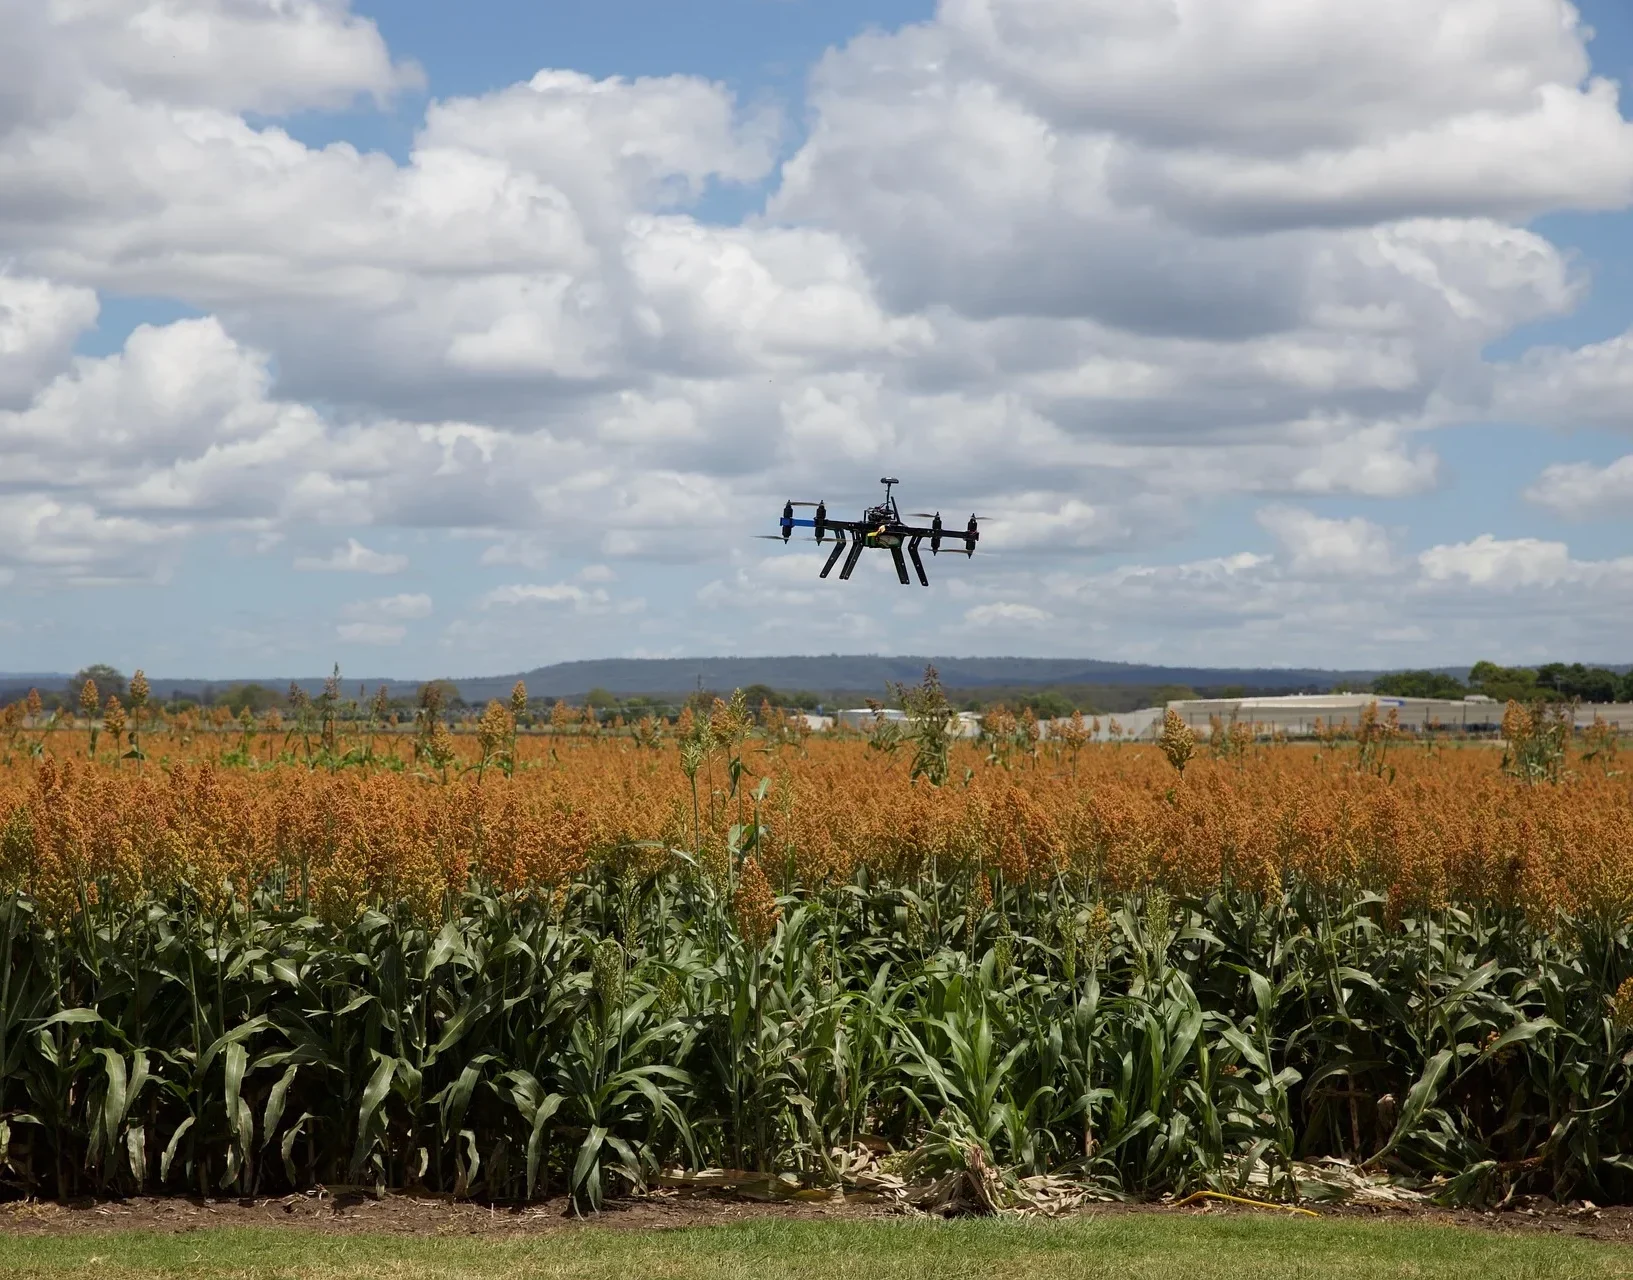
[1171,1190,1320,1218]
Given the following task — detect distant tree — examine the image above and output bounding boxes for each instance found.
[1017,690,1074,720]
[787,690,822,711]
[684,688,722,715]
[1534,663,1566,692]
[70,664,127,703]
[1535,662,1620,703]
[1580,669,1619,703]
[739,683,781,709]
[584,687,620,709]
[213,683,281,714]
[1372,670,1467,699]
[416,680,462,716]
[1468,661,1541,703]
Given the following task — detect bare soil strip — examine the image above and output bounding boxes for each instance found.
[2,1192,1629,1246]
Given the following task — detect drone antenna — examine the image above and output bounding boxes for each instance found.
[880,476,899,509]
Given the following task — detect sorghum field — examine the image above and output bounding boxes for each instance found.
[0,678,1630,1212]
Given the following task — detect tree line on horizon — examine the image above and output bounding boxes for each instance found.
[1369,661,1632,705]
[4,658,1631,729]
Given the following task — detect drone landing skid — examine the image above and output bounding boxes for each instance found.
[819,530,847,579]
[839,537,865,580]
[907,538,929,587]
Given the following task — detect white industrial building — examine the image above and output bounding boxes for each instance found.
[821,694,1633,742]
[834,708,983,737]
[1034,706,1165,742]
[1163,693,1633,737]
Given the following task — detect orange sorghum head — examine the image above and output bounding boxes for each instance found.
[732,855,780,950]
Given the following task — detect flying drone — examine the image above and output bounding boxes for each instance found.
[758,478,982,586]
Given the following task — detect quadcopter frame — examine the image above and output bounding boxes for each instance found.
[769,478,979,586]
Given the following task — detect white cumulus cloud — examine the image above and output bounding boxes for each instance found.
[480,581,611,611]
[342,592,432,621]
[1525,455,1633,518]
[965,601,1051,627]
[294,539,408,574]
[1418,535,1567,587]
[0,274,99,406]
[1257,505,1394,577]
[40,0,422,115]
[336,621,406,645]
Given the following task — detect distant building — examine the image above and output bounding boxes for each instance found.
[1161,693,1633,736]
[833,708,982,737]
[1038,707,1165,742]
[835,707,907,730]
[833,693,1633,744]
[1099,707,1166,741]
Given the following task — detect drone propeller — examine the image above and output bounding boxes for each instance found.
[788,501,822,507]
[753,534,790,541]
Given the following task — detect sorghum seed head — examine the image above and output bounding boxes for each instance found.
[732,855,781,950]
[1612,977,1633,1032]
[1160,709,1196,775]
[592,936,626,1010]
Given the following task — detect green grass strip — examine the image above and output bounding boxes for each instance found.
[0,1213,1627,1280]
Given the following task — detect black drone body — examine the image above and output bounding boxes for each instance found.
[760,478,980,585]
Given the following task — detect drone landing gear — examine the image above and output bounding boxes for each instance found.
[819,531,847,579]
[907,537,929,586]
[889,544,911,585]
[838,537,865,580]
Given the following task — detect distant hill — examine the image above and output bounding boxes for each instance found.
[470,656,1384,702]
[2,655,1392,707]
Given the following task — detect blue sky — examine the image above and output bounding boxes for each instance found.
[5,0,1633,679]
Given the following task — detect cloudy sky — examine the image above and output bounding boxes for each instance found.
[3,0,1633,679]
